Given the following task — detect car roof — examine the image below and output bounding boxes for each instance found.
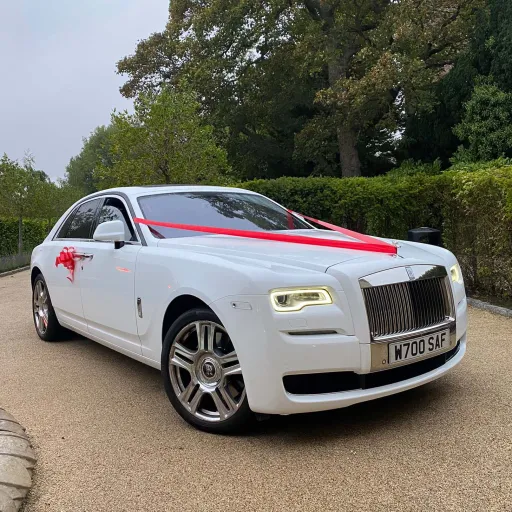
[85,185,259,201]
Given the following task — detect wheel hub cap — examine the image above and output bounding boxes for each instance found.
[198,356,221,385]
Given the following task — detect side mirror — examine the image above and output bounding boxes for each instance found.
[93,220,126,249]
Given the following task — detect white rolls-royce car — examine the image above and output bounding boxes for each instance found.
[30,186,467,433]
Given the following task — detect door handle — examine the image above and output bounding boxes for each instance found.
[75,253,94,260]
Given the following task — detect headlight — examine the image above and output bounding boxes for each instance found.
[270,287,333,312]
[450,263,463,284]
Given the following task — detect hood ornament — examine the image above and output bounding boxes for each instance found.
[390,240,402,257]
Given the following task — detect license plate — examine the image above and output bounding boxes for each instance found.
[388,329,450,364]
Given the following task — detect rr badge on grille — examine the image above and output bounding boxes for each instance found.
[406,266,415,281]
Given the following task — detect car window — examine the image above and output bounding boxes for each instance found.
[138,192,312,239]
[59,199,101,240]
[55,208,78,239]
[96,197,137,242]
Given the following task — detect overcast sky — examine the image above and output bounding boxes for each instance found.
[0,0,168,180]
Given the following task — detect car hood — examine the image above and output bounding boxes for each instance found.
[157,230,447,273]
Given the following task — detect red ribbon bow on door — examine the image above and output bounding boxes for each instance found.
[55,247,81,282]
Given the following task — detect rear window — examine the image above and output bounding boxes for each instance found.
[137,192,312,239]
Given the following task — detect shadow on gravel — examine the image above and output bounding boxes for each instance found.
[57,331,457,441]
[251,380,454,442]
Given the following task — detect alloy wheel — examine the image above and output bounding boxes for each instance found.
[169,320,246,423]
[33,280,49,335]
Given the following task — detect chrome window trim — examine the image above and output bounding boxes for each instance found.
[52,195,142,245]
[52,191,147,246]
[52,198,101,241]
[94,195,141,245]
[53,237,93,243]
[52,238,141,246]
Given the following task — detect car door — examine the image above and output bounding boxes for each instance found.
[78,195,143,356]
[44,198,102,335]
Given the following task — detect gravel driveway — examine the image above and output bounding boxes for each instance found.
[0,271,511,511]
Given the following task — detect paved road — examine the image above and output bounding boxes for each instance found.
[1,271,511,512]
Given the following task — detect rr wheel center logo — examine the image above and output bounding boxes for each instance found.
[202,361,216,379]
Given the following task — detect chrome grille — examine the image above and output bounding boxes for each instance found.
[362,277,452,339]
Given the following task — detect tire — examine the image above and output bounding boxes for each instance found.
[32,273,64,342]
[162,308,254,434]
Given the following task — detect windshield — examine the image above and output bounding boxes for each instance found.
[137,192,313,239]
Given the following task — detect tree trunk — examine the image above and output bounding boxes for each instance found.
[326,38,362,177]
[18,216,23,255]
[337,125,361,177]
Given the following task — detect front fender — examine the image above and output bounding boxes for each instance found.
[135,247,265,363]
[135,246,339,364]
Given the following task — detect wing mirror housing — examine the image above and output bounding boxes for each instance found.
[93,220,126,249]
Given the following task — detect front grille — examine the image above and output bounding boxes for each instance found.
[362,277,452,339]
[283,343,460,395]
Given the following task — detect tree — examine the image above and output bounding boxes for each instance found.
[119,8,325,180]
[0,154,83,254]
[95,87,231,188]
[401,0,512,166]
[117,0,482,177]
[65,125,115,194]
[31,180,83,223]
[453,80,512,162]
[488,0,512,91]
[0,154,42,253]
[399,50,483,166]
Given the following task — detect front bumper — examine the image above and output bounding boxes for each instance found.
[211,294,468,415]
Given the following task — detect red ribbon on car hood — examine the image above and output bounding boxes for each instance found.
[133,213,397,255]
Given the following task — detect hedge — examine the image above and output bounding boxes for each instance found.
[0,219,53,258]
[241,168,512,300]
[2,168,511,299]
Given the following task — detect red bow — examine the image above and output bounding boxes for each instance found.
[55,247,81,282]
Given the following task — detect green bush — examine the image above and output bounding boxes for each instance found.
[241,167,512,299]
[3,167,512,299]
[448,157,512,173]
[241,175,446,238]
[453,80,512,162]
[0,219,52,258]
[387,159,443,177]
[442,168,512,298]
